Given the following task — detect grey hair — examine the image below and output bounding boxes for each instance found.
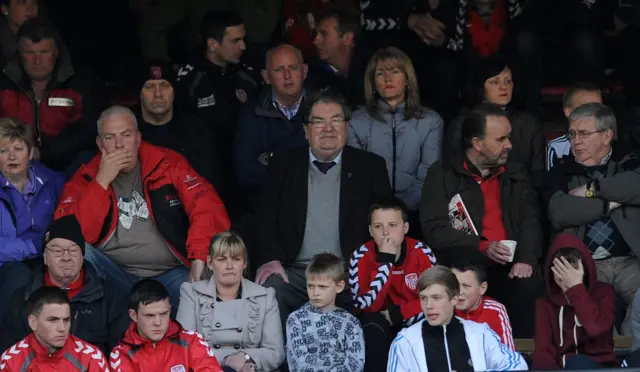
[96,105,138,135]
[568,102,617,139]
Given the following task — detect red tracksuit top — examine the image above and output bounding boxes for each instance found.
[349,237,437,326]
[0,333,108,372]
[456,296,515,350]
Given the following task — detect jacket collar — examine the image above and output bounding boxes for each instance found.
[122,319,181,346]
[193,277,268,300]
[452,156,526,182]
[26,261,105,303]
[254,88,307,120]
[558,145,628,175]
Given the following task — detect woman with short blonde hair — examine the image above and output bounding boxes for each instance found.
[177,232,285,372]
[350,47,444,237]
[0,117,64,321]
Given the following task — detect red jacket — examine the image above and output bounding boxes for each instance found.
[349,237,436,326]
[0,333,108,372]
[54,141,230,264]
[456,296,515,350]
[109,321,223,372]
[533,233,616,369]
[0,49,107,171]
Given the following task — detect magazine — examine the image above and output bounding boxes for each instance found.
[448,193,478,236]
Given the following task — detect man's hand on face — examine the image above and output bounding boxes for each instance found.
[551,257,584,292]
[96,148,132,190]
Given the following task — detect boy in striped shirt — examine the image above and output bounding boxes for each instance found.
[451,261,515,350]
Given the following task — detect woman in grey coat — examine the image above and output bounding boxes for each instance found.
[348,47,443,235]
[177,232,284,372]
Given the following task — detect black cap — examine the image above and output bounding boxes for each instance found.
[45,215,85,254]
[140,60,177,91]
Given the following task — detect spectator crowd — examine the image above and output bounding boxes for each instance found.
[2,0,640,371]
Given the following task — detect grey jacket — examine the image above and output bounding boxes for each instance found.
[176,277,285,372]
[544,149,640,257]
[348,102,443,210]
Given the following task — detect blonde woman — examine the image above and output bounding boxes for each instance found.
[348,47,443,237]
[177,232,284,372]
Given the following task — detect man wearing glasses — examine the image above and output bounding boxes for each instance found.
[253,89,392,330]
[544,102,640,336]
[0,215,129,355]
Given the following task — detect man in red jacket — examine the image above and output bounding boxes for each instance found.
[533,233,617,369]
[55,105,230,316]
[0,17,107,171]
[451,259,514,350]
[109,280,223,372]
[348,197,436,372]
[0,286,107,371]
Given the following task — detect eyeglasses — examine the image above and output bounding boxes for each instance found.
[307,118,346,128]
[566,129,606,140]
[46,246,82,257]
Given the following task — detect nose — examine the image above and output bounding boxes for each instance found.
[283,68,291,80]
[153,85,162,97]
[115,136,124,149]
[504,138,513,150]
[26,4,36,15]
[56,320,66,332]
[313,33,321,46]
[238,40,246,52]
[7,150,15,160]
[153,315,162,326]
[384,72,392,82]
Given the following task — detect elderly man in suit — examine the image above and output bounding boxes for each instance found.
[253,90,392,327]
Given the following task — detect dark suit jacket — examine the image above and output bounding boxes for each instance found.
[254,146,392,267]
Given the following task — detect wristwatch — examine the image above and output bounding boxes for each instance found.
[585,181,595,198]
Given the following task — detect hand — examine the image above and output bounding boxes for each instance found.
[239,362,257,372]
[486,241,512,265]
[569,184,587,197]
[189,259,205,282]
[95,148,132,189]
[258,152,272,166]
[378,237,399,256]
[224,352,247,370]
[420,14,446,46]
[509,263,533,279]
[381,309,392,325]
[551,257,584,292]
[256,260,289,285]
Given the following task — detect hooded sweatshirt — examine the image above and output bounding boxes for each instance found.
[533,233,616,369]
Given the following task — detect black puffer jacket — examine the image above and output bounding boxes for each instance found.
[0,262,129,354]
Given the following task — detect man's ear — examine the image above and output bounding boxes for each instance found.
[342,31,355,47]
[261,69,270,85]
[28,314,37,332]
[128,309,137,323]
[206,38,219,53]
[336,280,346,294]
[479,281,488,296]
[303,63,309,80]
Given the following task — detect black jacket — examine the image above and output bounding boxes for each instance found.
[419,159,542,265]
[0,262,129,354]
[445,108,545,189]
[254,146,392,267]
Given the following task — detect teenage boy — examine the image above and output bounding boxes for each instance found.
[387,266,527,371]
[533,233,617,370]
[286,253,365,372]
[451,259,515,350]
[109,279,223,372]
[349,197,437,372]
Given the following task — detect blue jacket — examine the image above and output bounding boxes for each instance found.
[233,89,309,206]
[0,161,64,265]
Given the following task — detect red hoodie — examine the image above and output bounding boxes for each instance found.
[533,233,616,369]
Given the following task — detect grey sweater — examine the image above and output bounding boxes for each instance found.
[348,102,443,210]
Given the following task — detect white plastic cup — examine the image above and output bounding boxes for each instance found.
[500,240,518,262]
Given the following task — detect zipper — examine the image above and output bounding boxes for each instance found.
[443,325,453,372]
[71,309,78,334]
[390,111,397,194]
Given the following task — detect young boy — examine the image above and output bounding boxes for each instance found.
[451,259,515,350]
[286,253,365,372]
[387,266,527,371]
[534,233,616,370]
[349,197,437,372]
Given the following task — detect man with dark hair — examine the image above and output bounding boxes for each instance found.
[176,9,261,218]
[308,6,366,107]
[0,215,130,354]
[109,279,223,372]
[0,17,107,172]
[254,90,392,328]
[1,286,108,371]
[546,82,603,170]
[420,103,543,337]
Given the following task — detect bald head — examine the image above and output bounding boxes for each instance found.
[262,44,308,105]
